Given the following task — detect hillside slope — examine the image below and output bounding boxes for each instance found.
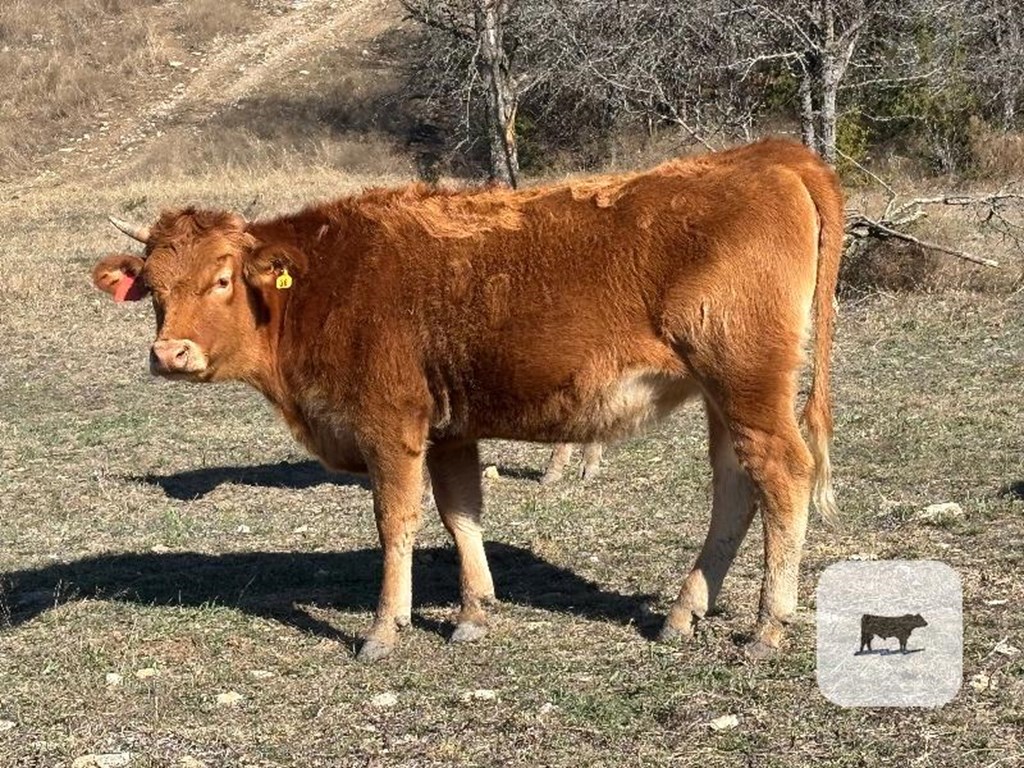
[2,0,410,191]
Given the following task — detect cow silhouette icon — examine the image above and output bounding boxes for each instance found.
[858,613,928,654]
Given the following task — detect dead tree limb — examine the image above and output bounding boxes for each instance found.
[845,212,1000,267]
[840,149,1020,267]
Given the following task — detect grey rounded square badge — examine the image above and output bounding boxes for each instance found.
[816,560,962,707]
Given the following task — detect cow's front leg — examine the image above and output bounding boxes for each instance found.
[427,440,495,643]
[358,436,427,663]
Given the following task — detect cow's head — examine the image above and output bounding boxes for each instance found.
[93,209,299,383]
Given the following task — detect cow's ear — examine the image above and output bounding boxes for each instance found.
[242,242,305,291]
[92,252,149,302]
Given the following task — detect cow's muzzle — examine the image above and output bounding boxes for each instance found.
[150,339,208,377]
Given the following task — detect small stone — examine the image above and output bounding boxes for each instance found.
[180,758,206,768]
[709,714,739,731]
[848,552,877,561]
[919,502,964,523]
[370,691,398,708]
[236,524,252,534]
[538,702,556,716]
[168,60,183,68]
[134,668,158,680]
[984,599,1008,606]
[994,640,1020,657]
[0,720,15,732]
[298,70,310,75]
[150,544,171,554]
[105,672,123,686]
[969,673,991,692]
[249,669,274,679]
[292,524,310,534]
[482,465,500,479]
[215,691,244,706]
[72,755,131,768]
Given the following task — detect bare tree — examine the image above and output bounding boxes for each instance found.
[401,0,529,186]
[964,0,1024,130]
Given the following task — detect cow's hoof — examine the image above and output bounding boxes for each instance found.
[657,620,693,644]
[450,621,488,644]
[357,637,394,663]
[539,472,562,486]
[743,638,778,661]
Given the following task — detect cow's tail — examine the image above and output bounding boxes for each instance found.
[800,165,843,526]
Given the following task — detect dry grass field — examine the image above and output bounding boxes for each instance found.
[1,1,1023,766]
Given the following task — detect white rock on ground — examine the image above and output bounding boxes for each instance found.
[370,692,398,708]
[215,691,244,707]
[709,714,739,731]
[918,502,964,523]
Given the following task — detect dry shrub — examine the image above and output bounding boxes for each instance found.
[176,0,255,45]
[968,117,1024,180]
[840,239,944,296]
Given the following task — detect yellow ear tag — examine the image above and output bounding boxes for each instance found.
[275,268,293,290]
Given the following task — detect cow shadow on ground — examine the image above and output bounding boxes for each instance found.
[493,464,545,482]
[133,460,371,500]
[1000,481,1024,500]
[0,543,656,652]
[853,648,925,656]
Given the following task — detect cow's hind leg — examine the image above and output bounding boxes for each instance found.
[579,443,604,481]
[729,406,813,659]
[540,443,573,485]
[661,405,756,641]
[428,440,496,643]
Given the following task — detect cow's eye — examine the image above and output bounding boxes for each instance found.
[215,276,231,290]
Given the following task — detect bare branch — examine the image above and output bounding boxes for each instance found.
[846,212,1000,267]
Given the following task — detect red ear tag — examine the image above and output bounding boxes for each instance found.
[113,273,146,302]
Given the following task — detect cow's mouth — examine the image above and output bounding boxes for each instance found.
[151,366,209,382]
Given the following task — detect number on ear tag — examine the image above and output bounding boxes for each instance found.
[276,268,293,290]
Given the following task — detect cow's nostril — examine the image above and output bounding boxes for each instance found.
[175,346,189,360]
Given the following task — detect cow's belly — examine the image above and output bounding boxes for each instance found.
[458,367,700,444]
[566,370,700,442]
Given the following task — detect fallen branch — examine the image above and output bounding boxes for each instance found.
[845,212,1000,267]
[839,151,1020,267]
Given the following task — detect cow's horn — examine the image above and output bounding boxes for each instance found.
[108,215,151,244]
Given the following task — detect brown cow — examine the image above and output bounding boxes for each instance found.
[91,138,842,662]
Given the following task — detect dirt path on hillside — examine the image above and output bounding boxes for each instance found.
[20,0,398,191]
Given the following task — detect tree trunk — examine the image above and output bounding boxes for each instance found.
[797,57,817,150]
[475,0,519,188]
[999,2,1021,130]
[819,63,839,166]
